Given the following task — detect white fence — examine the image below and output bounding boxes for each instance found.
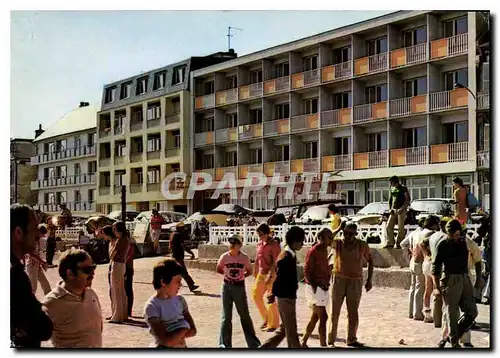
[55,222,136,240]
[209,223,480,246]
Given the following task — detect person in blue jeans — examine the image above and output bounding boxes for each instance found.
[216,234,260,348]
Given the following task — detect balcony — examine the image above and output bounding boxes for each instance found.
[194,131,214,146]
[353,150,388,170]
[238,124,262,140]
[215,88,238,106]
[194,168,215,179]
[130,152,144,163]
[430,33,468,60]
[321,61,352,83]
[477,92,490,110]
[215,166,238,180]
[147,118,161,128]
[477,150,490,169]
[147,183,161,192]
[147,150,161,160]
[291,69,320,89]
[291,158,319,174]
[31,145,96,165]
[165,147,180,159]
[263,76,290,95]
[354,53,388,76]
[195,94,215,110]
[70,201,96,212]
[390,43,427,68]
[99,187,110,196]
[130,184,144,194]
[100,157,111,167]
[264,161,290,177]
[215,127,238,143]
[165,112,181,125]
[430,142,468,163]
[429,88,468,112]
[353,102,387,123]
[390,95,427,117]
[390,146,428,167]
[99,127,112,138]
[239,83,263,101]
[290,113,319,132]
[322,154,352,171]
[114,125,125,136]
[130,120,144,132]
[239,164,263,179]
[263,119,290,137]
[321,108,351,128]
[114,156,125,165]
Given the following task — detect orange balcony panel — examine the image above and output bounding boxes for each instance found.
[291,73,304,89]
[278,119,289,134]
[373,102,387,119]
[354,57,369,76]
[215,168,225,181]
[322,156,334,172]
[353,153,369,170]
[195,97,204,110]
[322,65,335,82]
[390,149,406,166]
[239,86,250,100]
[390,49,407,68]
[206,131,214,144]
[339,108,351,125]
[215,92,227,106]
[451,88,468,107]
[430,144,449,163]
[264,80,276,95]
[291,159,303,173]
[431,38,448,59]
[307,113,319,129]
[239,166,249,179]
[411,95,427,113]
[254,123,263,137]
[264,162,275,177]
[228,127,238,141]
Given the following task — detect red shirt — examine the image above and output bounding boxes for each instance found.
[304,242,331,287]
[255,239,281,275]
[150,214,165,230]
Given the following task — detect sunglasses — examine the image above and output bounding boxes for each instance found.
[75,264,97,275]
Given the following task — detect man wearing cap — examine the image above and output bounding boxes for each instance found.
[170,223,199,292]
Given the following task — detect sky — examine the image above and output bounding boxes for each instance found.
[10,10,393,139]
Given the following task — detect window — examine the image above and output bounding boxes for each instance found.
[47,192,56,204]
[250,108,263,124]
[56,165,67,178]
[403,27,427,47]
[334,137,350,155]
[43,143,50,154]
[74,163,81,175]
[105,87,116,103]
[148,168,161,183]
[481,62,489,92]
[172,66,186,85]
[116,142,126,156]
[74,135,81,149]
[87,133,96,146]
[275,62,290,77]
[366,84,387,103]
[304,141,318,158]
[276,103,290,119]
[136,77,148,95]
[368,37,388,56]
[147,136,161,152]
[147,104,161,120]
[403,127,427,147]
[56,139,67,151]
[132,108,143,123]
[153,71,166,90]
[444,122,468,143]
[171,163,180,172]
[445,17,468,37]
[368,132,388,151]
[201,118,214,132]
[249,148,262,164]
[445,69,468,91]
[115,172,125,186]
[333,92,352,109]
[88,161,97,173]
[203,81,214,95]
[74,190,81,203]
[274,145,289,161]
[172,130,181,148]
[250,69,263,84]
[226,113,237,128]
[303,98,318,114]
[120,82,132,99]
[404,77,427,97]
[226,76,237,89]
[444,175,471,198]
[333,46,351,64]
[202,154,214,169]
[224,151,238,167]
[56,192,67,204]
[367,180,390,203]
[302,55,319,71]
[88,189,95,202]
[405,176,435,200]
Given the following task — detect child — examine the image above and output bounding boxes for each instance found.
[260,226,305,348]
[144,258,197,348]
[217,235,260,348]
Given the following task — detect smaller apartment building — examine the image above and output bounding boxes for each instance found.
[11,138,37,205]
[190,11,490,212]
[31,103,98,215]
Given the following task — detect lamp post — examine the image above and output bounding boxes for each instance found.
[453,82,476,99]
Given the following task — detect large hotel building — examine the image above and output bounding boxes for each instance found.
[190,11,490,213]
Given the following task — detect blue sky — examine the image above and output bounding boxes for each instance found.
[10,10,392,139]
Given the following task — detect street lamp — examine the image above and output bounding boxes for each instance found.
[453,82,476,100]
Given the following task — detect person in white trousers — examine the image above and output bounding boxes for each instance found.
[25,225,51,295]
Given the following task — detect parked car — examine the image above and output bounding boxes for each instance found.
[410,198,454,221]
[347,202,390,225]
[273,199,345,224]
[294,204,363,225]
[107,210,140,222]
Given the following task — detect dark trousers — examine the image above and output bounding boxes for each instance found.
[46,237,56,265]
[176,258,196,290]
[125,267,134,316]
[219,282,260,348]
[260,297,301,348]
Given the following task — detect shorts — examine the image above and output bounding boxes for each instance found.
[305,284,329,307]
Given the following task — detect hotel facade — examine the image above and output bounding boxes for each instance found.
[190,10,490,213]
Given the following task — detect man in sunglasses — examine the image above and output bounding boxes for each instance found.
[42,248,103,348]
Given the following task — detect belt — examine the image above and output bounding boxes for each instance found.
[224,279,245,286]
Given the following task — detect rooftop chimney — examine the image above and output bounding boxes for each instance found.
[79,101,90,107]
[35,124,44,139]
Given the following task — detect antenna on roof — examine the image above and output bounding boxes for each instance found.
[227,26,243,51]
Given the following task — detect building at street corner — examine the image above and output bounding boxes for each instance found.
[96,51,237,214]
[11,138,38,206]
[30,102,98,216]
[190,10,490,213]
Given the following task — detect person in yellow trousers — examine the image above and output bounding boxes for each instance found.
[253,223,281,332]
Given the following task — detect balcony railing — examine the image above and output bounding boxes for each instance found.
[354,53,387,76]
[321,108,351,127]
[100,157,111,167]
[130,183,144,194]
[216,127,238,142]
[477,150,490,169]
[165,112,181,125]
[195,94,215,110]
[114,125,125,135]
[238,124,262,140]
[165,147,180,158]
[353,102,387,123]
[130,121,143,132]
[99,127,111,138]
[291,69,320,89]
[114,155,125,165]
[290,113,319,132]
[264,161,290,177]
[321,61,352,82]
[239,82,263,101]
[291,158,319,174]
[194,131,214,146]
[194,168,215,178]
[390,95,427,117]
[390,146,428,167]
[430,142,468,163]
[354,150,387,170]
[130,152,144,163]
[390,43,427,68]
[322,154,352,172]
[147,150,161,160]
[216,88,238,106]
[147,118,161,128]
[31,145,96,165]
[41,201,96,213]
[99,187,110,196]
[147,183,161,192]
[430,33,468,59]
[215,166,238,180]
[33,173,97,189]
[429,89,468,112]
[263,119,290,137]
[239,163,263,179]
[263,76,290,95]
[477,92,490,110]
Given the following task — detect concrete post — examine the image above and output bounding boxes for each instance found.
[243,224,248,245]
